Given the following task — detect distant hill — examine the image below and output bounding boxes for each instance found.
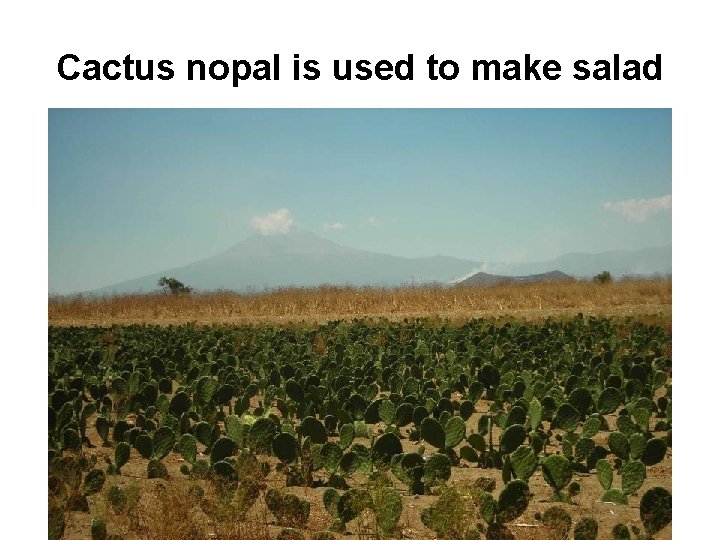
[483,245,671,278]
[456,270,573,287]
[92,230,671,295]
[94,229,480,294]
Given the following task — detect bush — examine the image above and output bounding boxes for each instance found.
[157,276,191,294]
[593,271,612,284]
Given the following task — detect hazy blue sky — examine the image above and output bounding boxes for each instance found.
[49,109,671,293]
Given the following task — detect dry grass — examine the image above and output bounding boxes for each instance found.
[48,279,671,327]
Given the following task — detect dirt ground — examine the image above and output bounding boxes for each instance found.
[59,395,671,540]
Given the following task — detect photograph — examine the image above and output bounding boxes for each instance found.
[48,108,672,539]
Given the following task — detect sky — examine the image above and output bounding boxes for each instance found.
[49,108,671,293]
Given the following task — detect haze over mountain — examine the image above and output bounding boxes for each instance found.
[93,229,671,295]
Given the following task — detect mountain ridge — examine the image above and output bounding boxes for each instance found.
[91,230,671,294]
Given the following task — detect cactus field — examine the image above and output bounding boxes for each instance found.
[48,315,671,539]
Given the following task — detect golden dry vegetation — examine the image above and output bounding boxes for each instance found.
[49,279,671,327]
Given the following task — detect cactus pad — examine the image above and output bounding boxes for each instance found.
[420,417,445,449]
[510,445,537,482]
[573,517,599,540]
[596,459,613,490]
[620,460,646,495]
[444,416,466,448]
[497,479,530,524]
[541,455,573,491]
[639,487,671,535]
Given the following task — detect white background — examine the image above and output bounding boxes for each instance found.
[3,0,714,535]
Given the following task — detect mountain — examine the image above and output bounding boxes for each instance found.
[95,229,481,294]
[483,245,671,278]
[456,270,573,287]
[93,231,671,295]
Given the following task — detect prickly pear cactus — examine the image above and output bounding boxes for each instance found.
[499,424,526,454]
[509,445,537,482]
[272,432,298,464]
[601,489,628,505]
[177,433,198,464]
[152,426,175,460]
[210,436,238,465]
[640,487,672,535]
[247,417,279,452]
[611,523,631,540]
[114,441,130,472]
[90,516,107,540]
[528,398,542,431]
[444,416,466,448]
[320,442,343,473]
[423,452,451,486]
[497,479,530,524]
[607,432,630,460]
[49,502,65,540]
[147,458,169,479]
[83,468,106,495]
[371,432,402,465]
[339,423,355,450]
[373,486,403,534]
[620,460,646,495]
[598,387,622,414]
[596,459,613,491]
[628,433,646,460]
[420,417,445,449]
[573,517,599,540]
[542,506,571,540]
[299,416,327,445]
[555,403,581,432]
[641,437,667,466]
[379,399,396,426]
[541,455,573,492]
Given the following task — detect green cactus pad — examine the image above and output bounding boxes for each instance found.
[272,432,298,464]
[542,506,572,539]
[573,517,598,540]
[460,445,479,463]
[555,403,581,432]
[134,433,153,459]
[323,488,340,517]
[640,487,671,535]
[423,452,451,485]
[510,445,537,482]
[90,516,107,540]
[337,488,371,524]
[339,423,355,449]
[379,399,396,425]
[467,432,486,452]
[147,458,169,479]
[372,432,403,465]
[541,455,573,491]
[616,415,637,436]
[83,468,106,495]
[497,479,530,524]
[114,441,130,472]
[320,442,343,472]
[285,379,305,403]
[607,432,630,460]
[641,437,667,466]
[338,451,360,475]
[528,398,542,431]
[601,489,628,505]
[299,416,327,445]
[177,433,198,464]
[247,417,278,452]
[374,486,403,534]
[628,433,647,460]
[152,426,175,460]
[611,523,631,540]
[620,460,646,494]
[224,414,244,446]
[420,417,445,449]
[582,417,601,438]
[499,424,527,454]
[210,436,238,465]
[474,490,497,525]
[169,391,192,417]
[444,416,466,448]
[596,458,613,490]
[49,503,65,540]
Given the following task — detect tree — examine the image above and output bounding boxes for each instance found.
[593,271,612,284]
[157,276,191,294]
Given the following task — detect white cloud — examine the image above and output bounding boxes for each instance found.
[602,194,671,223]
[250,208,293,235]
[367,216,379,225]
[323,222,345,231]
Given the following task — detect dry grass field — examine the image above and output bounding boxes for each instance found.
[48,279,671,328]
